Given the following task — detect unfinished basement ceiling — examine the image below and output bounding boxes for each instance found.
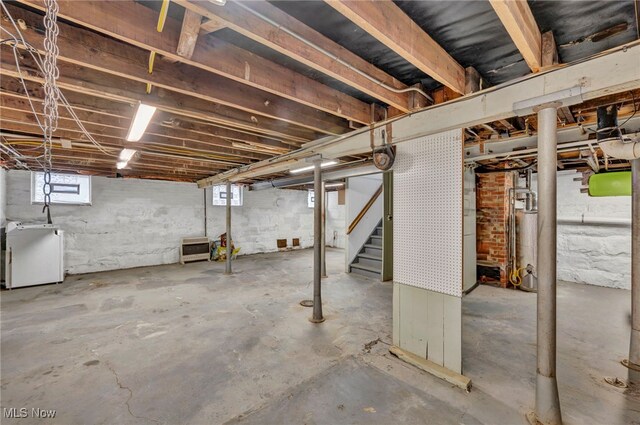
[0,0,638,183]
[237,0,639,94]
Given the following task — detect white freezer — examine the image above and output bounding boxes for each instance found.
[4,222,64,289]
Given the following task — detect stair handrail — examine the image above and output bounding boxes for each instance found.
[346,184,383,235]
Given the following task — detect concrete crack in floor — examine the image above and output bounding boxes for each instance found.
[104,361,162,425]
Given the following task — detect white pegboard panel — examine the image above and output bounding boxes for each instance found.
[393,129,463,297]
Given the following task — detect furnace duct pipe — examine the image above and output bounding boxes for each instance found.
[629,159,640,384]
[557,215,631,226]
[534,104,563,425]
[597,105,640,160]
[311,160,325,323]
[249,163,378,191]
[225,180,232,275]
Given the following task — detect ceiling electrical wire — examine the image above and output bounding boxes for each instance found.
[0,1,118,160]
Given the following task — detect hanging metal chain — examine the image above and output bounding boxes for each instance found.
[42,0,60,224]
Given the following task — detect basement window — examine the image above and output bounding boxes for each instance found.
[212,184,243,206]
[308,190,315,208]
[31,172,92,205]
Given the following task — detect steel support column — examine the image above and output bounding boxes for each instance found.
[321,181,327,278]
[225,180,232,275]
[629,159,640,384]
[310,160,325,323]
[534,104,562,425]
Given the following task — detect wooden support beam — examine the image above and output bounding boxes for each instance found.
[0,108,252,166]
[0,81,292,152]
[0,94,282,159]
[464,67,482,94]
[0,74,311,145]
[0,50,331,145]
[0,7,348,136]
[541,31,559,69]
[177,9,202,59]
[200,16,226,34]
[15,1,371,125]
[536,30,575,125]
[174,0,412,111]
[326,0,466,94]
[489,0,542,72]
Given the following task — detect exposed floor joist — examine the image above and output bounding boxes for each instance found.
[0,51,330,144]
[15,0,372,125]
[196,41,640,187]
[489,0,543,72]
[174,0,413,112]
[326,0,466,94]
[0,6,349,136]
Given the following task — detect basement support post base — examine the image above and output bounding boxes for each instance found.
[533,374,563,425]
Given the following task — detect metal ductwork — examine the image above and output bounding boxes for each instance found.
[597,105,640,160]
[249,163,379,191]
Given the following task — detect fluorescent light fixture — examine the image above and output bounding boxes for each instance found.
[209,0,227,5]
[116,161,128,170]
[126,103,157,142]
[119,148,137,162]
[325,183,344,188]
[290,160,337,174]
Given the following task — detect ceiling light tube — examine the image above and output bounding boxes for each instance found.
[324,182,344,188]
[126,103,157,142]
[119,148,137,162]
[290,160,338,174]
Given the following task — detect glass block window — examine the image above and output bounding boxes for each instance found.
[212,184,243,206]
[308,190,314,208]
[31,172,92,205]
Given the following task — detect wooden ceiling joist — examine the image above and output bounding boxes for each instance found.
[14,0,372,125]
[0,97,280,161]
[489,0,543,72]
[0,84,291,154]
[174,0,413,112]
[326,0,466,95]
[0,7,348,136]
[0,114,248,169]
[3,77,314,146]
[0,51,332,146]
[177,9,203,59]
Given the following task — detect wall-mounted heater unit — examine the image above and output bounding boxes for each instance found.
[180,237,211,264]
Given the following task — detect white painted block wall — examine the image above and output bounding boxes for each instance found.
[204,187,314,254]
[5,170,332,275]
[325,191,346,249]
[532,170,631,289]
[0,167,6,228]
[6,170,205,274]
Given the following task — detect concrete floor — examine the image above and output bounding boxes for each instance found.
[1,248,638,424]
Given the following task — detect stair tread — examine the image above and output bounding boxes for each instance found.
[357,253,382,261]
[364,244,382,249]
[370,235,382,239]
[351,263,381,273]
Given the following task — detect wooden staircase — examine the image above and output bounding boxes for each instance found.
[349,220,382,279]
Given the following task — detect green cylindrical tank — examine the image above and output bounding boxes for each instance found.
[588,171,632,197]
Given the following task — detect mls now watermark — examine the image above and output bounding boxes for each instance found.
[3,408,57,419]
